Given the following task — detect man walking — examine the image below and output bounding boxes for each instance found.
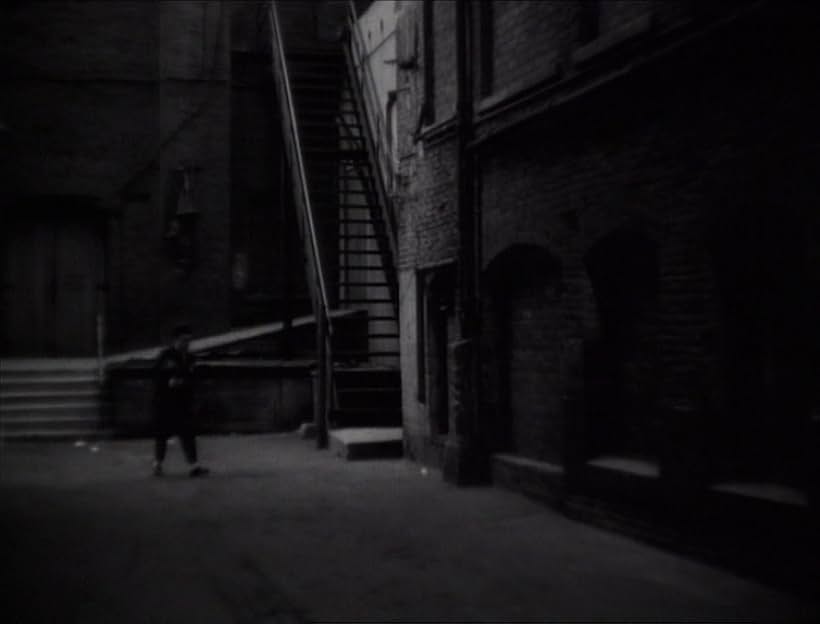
[152,323,209,477]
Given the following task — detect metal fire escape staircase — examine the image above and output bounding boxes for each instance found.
[270,2,401,449]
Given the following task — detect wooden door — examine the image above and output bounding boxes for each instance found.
[2,218,102,356]
[2,221,53,355]
[54,222,101,355]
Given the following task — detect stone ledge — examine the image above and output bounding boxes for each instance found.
[581,455,662,509]
[491,453,566,506]
[587,455,661,479]
[571,13,653,67]
[710,481,809,508]
[329,427,404,460]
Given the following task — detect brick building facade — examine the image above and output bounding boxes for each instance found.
[1,1,302,356]
[395,0,820,585]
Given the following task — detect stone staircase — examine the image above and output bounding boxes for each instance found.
[0,359,107,441]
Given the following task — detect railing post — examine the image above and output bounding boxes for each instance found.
[270,1,336,448]
[96,309,105,383]
[316,311,329,449]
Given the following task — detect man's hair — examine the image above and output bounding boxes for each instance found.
[173,323,193,338]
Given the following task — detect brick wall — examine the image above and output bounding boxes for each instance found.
[487,1,691,100]
[477,5,820,484]
[396,2,462,455]
[2,2,158,197]
[490,248,565,464]
[491,1,576,95]
[1,1,297,353]
[431,0,457,121]
[396,0,820,490]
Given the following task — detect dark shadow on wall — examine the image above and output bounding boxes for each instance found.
[483,244,564,463]
[425,266,455,439]
[706,184,815,490]
[583,228,660,462]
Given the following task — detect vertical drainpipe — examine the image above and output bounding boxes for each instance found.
[444,0,484,484]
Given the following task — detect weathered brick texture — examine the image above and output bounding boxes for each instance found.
[2,1,296,353]
[397,0,820,492]
[432,0,457,121]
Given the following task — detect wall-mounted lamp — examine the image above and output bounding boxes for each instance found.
[165,164,202,275]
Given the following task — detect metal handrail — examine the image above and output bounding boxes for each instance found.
[346,2,395,186]
[269,2,332,334]
[270,1,333,446]
[344,0,398,253]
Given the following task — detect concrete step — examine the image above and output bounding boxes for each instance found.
[0,414,100,431]
[1,401,100,415]
[1,389,100,405]
[0,357,98,372]
[0,377,100,393]
[330,408,401,429]
[0,359,103,441]
[329,427,403,460]
[1,427,113,442]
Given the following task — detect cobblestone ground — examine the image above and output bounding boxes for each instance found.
[1,433,818,623]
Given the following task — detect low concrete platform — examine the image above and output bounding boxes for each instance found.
[329,426,403,460]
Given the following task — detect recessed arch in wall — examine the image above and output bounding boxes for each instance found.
[482,244,565,463]
[583,227,660,461]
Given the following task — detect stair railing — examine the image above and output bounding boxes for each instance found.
[343,1,398,260]
[270,1,333,446]
[336,113,400,319]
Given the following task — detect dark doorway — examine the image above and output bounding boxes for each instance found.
[2,215,104,356]
[425,267,455,438]
[584,229,660,461]
[486,245,564,463]
[709,200,813,487]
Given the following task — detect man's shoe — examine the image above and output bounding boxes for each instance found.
[153,464,164,477]
[189,466,210,478]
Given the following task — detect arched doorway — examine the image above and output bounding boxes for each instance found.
[485,245,564,463]
[2,206,105,357]
[583,229,660,461]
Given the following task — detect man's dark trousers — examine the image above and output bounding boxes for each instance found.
[154,405,198,464]
[153,346,198,465]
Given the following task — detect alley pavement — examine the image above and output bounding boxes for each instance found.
[1,433,818,623]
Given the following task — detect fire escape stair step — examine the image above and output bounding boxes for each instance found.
[297,120,340,130]
[337,386,400,395]
[319,190,370,197]
[278,38,401,373]
[339,282,390,287]
[339,298,394,304]
[292,82,341,92]
[339,218,384,225]
[301,149,368,160]
[334,349,400,356]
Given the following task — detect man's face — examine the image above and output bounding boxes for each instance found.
[175,334,191,352]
